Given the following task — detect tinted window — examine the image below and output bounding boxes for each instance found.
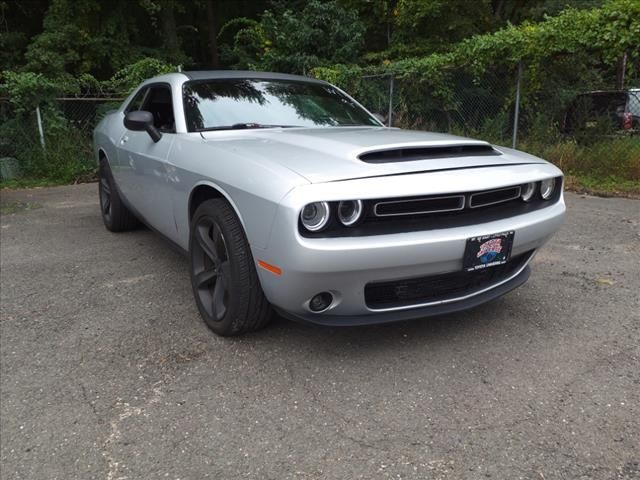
[124,87,148,113]
[182,79,379,132]
[140,85,175,133]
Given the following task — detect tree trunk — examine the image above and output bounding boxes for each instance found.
[206,0,219,67]
[616,52,627,90]
[159,0,180,60]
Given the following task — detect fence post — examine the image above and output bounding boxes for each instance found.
[35,105,46,151]
[388,75,394,127]
[512,61,523,149]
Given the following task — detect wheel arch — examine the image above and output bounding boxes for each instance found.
[188,181,247,233]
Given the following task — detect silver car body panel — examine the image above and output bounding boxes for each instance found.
[93,71,565,324]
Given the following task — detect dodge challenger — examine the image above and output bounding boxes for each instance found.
[93,71,565,336]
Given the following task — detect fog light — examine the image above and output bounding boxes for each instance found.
[540,178,556,200]
[309,292,333,312]
[338,200,363,226]
[521,182,536,202]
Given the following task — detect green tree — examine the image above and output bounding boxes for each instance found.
[24,0,146,79]
[222,0,366,74]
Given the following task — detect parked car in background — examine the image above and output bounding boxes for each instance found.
[562,89,640,133]
[93,71,565,336]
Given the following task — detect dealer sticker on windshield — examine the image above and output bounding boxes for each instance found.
[463,231,515,272]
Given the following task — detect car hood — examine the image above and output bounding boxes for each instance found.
[201,127,547,184]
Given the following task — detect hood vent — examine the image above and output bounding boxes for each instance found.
[359,144,500,164]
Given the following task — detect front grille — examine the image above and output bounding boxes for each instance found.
[374,195,465,216]
[469,186,521,208]
[364,251,532,309]
[299,178,563,238]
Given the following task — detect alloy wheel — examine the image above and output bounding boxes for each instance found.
[192,217,231,321]
[99,176,112,222]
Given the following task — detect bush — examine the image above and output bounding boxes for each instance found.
[0,106,94,183]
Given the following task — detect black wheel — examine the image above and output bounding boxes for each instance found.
[190,199,272,336]
[98,158,138,232]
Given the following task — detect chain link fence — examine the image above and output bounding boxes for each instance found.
[358,64,640,143]
[0,96,123,182]
[1,65,639,184]
[354,60,639,188]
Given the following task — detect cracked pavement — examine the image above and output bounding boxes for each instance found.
[1,184,639,479]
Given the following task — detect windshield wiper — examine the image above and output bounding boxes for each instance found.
[197,123,300,132]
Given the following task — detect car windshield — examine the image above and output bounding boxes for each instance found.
[182,78,380,132]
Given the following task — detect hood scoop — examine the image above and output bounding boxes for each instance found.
[358,143,500,164]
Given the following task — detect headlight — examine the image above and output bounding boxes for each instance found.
[521,182,536,202]
[300,202,330,231]
[337,200,363,226]
[540,178,556,200]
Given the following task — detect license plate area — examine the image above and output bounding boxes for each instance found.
[463,231,515,272]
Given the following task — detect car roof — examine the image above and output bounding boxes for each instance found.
[181,70,326,84]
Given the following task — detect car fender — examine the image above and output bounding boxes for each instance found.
[187,179,248,233]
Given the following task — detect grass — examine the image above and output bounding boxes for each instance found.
[0,171,97,190]
[1,178,73,189]
[564,174,640,198]
[518,136,640,197]
[0,200,43,214]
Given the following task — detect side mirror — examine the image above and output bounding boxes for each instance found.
[124,110,162,143]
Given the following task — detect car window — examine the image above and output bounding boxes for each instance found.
[140,85,176,133]
[124,87,148,114]
[182,79,380,132]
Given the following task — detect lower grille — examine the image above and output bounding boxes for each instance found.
[365,251,533,309]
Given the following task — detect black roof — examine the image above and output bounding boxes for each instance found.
[181,70,326,84]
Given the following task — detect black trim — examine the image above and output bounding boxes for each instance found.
[359,144,499,163]
[325,162,541,183]
[469,186,521,208]
[274,265,531,326]
[365,251,532,309]
[181,70,326,84]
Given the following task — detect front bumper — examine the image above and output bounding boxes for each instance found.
[274,265,531,326]
[252,166,566,325]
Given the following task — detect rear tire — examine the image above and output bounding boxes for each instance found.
[98,158,139,232]
[190,199,273,336]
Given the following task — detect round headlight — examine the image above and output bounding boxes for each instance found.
[301,202,330,231]
[521,182,536,202]
[337,200,363,226]
[540,178,556,200]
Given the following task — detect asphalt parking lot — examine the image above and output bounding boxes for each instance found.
[1,183,639,479]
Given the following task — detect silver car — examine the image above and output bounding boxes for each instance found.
[93,71,565,336]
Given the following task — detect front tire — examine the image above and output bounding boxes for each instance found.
[98,159,139,232]
[190,199,272,336]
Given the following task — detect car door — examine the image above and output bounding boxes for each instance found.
[117,83,177,239]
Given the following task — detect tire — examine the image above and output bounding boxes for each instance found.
[190,199,272,336]
[98,158,139,232]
